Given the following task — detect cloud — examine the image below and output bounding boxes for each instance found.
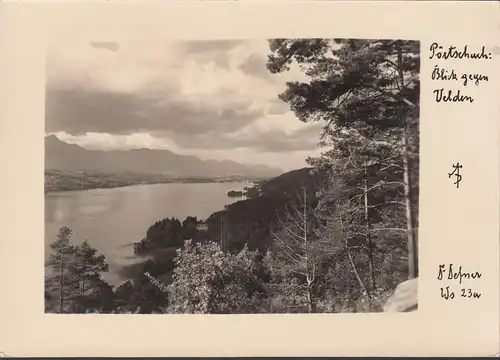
[45,39,324,169]
[178,40,246,54]
[251,124,322,152]
[266,97,290,115]
[239,53,272,80]
[46,86,263,137]
[175,40,248,70]
[162,118,323,152]
[47,42,182,94]
[46,86,321,153]
[53,132,182,152]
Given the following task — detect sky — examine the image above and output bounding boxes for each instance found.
[46,39,326,171]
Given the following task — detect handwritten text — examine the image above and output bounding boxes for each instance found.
[429,43,493,103]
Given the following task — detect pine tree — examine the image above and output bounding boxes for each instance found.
[45,226,78,313]
[69,239,110,313]
[267,39,420,279]
[45,227,112,313]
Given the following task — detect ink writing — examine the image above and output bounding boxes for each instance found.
[437,264,482,300]
[431,65,489,87]
[432,66,458,81]
[429,43,493,103]
[433,88,473,103]
[429,43,492,60]
[448,162,462,188]
[437,264,482,284]
[461,72,488,87]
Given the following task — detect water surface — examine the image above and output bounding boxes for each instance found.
[44,182,247,284]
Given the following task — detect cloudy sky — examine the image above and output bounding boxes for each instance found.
[46,39,325,171]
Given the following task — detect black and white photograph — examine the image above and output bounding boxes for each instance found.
[44,38,420,314]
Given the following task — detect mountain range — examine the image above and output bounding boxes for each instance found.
[45,135,282,178]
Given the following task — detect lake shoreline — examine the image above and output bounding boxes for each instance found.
[45,170,261,193]
[45,180,205,194]
[45,179,258,194]
[45,181,253,287]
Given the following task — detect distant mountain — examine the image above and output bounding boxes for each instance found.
[45,135,282,178]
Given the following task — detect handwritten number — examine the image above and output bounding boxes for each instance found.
[460,288,481,299]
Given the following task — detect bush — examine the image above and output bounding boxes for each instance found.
[167,240,261,314]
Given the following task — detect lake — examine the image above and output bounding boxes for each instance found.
[44,182,248,285]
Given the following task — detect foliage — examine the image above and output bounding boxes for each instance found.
[244,186,259,199]
[227,190,245,198]
[265,186,328,313]
[69,239,110,313]
[133,216,201,255]
[205,168,327,253]
[45,226,112,313]
[267,38,420,285]
[45,227,78,313]
[44,38,420,314]
[167,240,263,314]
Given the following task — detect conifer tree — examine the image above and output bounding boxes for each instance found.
[45,227,112,313]
[267,39,420,279]
[45,226,78,313]
[69,239,110,313]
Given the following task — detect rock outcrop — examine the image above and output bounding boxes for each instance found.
[383,278,418,312]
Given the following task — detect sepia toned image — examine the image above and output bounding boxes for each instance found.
[44,38,420,315]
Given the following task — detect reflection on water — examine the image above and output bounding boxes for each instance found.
[44,182,246,285]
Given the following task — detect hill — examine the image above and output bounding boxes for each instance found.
[127,167,329,267]
[204,167,330,252]
[121,167,328,286]
[45,135,282,178]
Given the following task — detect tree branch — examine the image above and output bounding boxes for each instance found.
[365,201,406,209]
[365,84,416,108]
[371,227,407,232]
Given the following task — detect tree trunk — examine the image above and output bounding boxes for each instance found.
[306,282,316,313]
[303,187,316,313]
[363,162,376,290]
[397,45,418,279]
[347,246,368,296]
[59,251,64,314]
[220,215,223,250]
[340,211,369,296]
[402,117,418,279]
